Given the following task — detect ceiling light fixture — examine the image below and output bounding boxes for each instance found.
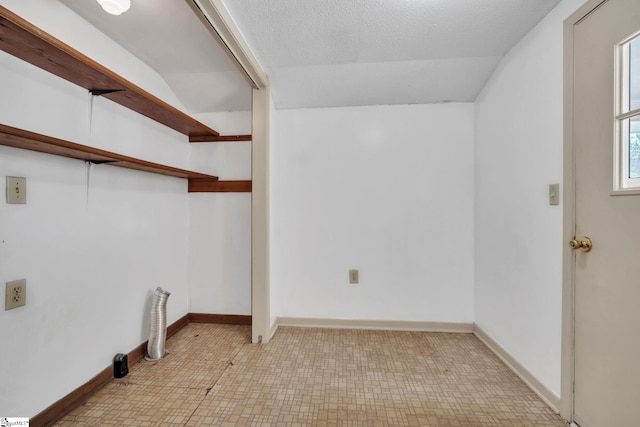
[96,0,131,15]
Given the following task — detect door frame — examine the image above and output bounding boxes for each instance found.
[191,0,272,344]
[561,0,609,421]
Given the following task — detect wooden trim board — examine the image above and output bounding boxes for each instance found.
[189,134,252,142]
[188,179,252,192]
[127,314,191,366]
[31,314,189,426]
[189,313,252,325]
[30,366,112,427]
[30,313,249,425]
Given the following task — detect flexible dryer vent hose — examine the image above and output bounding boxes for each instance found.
[146,287,171,361]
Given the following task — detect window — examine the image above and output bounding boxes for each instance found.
[616,33,640,190]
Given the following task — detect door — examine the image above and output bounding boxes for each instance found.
[570,0,640,426]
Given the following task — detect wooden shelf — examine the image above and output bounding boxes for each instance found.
[0,6,219,139]
[190,135,252,143]
[0,123,219,181]
[0,7,251,192]
[189,179,252,192]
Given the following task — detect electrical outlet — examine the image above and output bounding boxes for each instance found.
[349,269,359,284]
[6,176,27,204]
[6,279,26,310]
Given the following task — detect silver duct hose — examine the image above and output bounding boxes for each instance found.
[146,287,171,361]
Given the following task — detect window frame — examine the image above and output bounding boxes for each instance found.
[614,31,640,193]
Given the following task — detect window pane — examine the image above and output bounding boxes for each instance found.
[616,36,640,188]
[630,115,640,179]
[631,37,640,112]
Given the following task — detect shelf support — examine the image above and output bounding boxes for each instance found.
[89,89,126,97]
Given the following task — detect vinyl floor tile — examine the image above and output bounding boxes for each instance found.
[54,324,566,427]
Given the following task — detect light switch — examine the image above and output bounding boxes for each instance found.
[6,176,26,204]
[349,269,359,284]
[549,183,559,206]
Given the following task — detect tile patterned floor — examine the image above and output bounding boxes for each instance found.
[54,324,566,426]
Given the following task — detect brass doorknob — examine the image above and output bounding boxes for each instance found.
[569,237,592,252]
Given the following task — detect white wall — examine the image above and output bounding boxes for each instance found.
[271,103,475,322]
[189,112,252,315]
[474,0,585,398]
[0,2,193,417]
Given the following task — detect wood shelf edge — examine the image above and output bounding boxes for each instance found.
[0,5,219,138]
[188,179,252,192]
[189,135,252,143]
[0,123,219,181]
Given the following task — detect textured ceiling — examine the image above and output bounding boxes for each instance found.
[224,0,563,109]
[58,0,563,112]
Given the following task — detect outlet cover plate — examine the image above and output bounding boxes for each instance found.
[6,279,26,310]
[6,176,27,204]
[349,269,359,284]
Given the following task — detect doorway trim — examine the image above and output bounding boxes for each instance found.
[193,0,272,344]
[251,85,271,344]
[561,0,608,421]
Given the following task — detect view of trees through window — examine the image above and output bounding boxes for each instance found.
[631,127,640,178]
[629,38,640,178]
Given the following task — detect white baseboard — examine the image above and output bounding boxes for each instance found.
[275,316,474,333]
[269,320,279,341]
[473,325,560,413]
[269,318,559,414]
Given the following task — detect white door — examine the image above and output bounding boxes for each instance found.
[570,0,640,426]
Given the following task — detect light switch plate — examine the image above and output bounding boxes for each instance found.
[349,269,359,284]
[6,176,26,204]
[549,183,560,205]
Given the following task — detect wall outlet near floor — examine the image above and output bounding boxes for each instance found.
[349,269,359,284]
[6,279,26,310]
[6,176,27,204]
